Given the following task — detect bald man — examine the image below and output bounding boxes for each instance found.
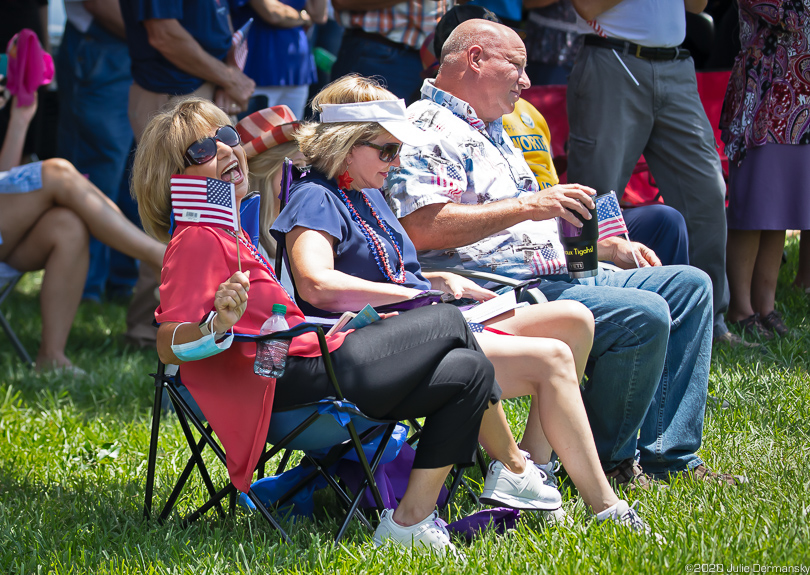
[386,19,743,487]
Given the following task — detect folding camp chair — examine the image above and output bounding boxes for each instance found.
[143,322,401,543]
[0,264,34,366]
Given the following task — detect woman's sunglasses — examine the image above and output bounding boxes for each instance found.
[359,141,402,163]
[184,125,241,166]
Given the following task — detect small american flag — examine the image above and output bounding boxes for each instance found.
[171,175,239,231]
[596,191,628,241]
[231,18,253,71]
[531,243,564,276]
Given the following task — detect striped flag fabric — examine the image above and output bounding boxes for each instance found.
[231,18,253,71]
[170,175,239,231]
[596,190,628,241]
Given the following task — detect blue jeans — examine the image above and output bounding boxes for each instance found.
[56,21,137,299]
[536,265,712,476]
[331,33,425,103]
[624,204,690,266]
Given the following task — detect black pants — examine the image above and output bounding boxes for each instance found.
[276,304,499,469]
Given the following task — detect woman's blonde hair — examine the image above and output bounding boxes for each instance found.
[132,98,232,243]
[295,74,398,179]
[246,140,299,257]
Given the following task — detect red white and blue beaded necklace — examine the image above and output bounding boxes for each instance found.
[335,171,407,284]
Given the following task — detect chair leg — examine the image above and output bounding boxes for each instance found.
[143,368,166,520]
[181,482,235,526]
[333,423,396,543]
[245,489,292,544]
[170,405,227,521]
[0,310,34,366]
[158,434,214,523]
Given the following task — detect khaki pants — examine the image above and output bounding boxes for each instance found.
[123,81,215,348]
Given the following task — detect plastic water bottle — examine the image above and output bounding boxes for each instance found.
[254,303,290,378]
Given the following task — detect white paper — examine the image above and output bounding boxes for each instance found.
[461,290,527,323]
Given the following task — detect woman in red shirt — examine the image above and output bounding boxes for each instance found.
[131,97,559,554]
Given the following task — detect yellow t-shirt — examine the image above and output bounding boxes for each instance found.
[502,98,559,189]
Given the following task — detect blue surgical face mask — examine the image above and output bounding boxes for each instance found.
[171,322,233,362]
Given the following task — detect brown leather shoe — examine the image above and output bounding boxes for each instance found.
[760,310,790,337]
[728,313,774,341]
[605,459,656,491]
[679,464,748,485]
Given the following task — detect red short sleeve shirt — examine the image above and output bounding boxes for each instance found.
[155,224,348,492]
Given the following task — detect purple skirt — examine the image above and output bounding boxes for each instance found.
[727,143,810,230]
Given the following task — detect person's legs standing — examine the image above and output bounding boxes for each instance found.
[330,33,424,102]
[56,22,135,301]
[567,46,654,200]
[640,57,729,338]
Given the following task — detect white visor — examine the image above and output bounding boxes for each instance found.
[319,99,430,147]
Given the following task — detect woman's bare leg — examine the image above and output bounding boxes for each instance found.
[0,159,164,275]
[485,300,594,379]
[794,231,810,289]
[5,208,89,370]
[751,230,786,317]
[393,466,452,526]
[475,331,618,514]
[726,228,760,321]
[483,300,594,466]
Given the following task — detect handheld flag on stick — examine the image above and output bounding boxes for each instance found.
[596,190,640,268]
[170,175,242,271]
[229,18,253,71]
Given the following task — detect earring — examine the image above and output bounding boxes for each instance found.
[338,170,354,190]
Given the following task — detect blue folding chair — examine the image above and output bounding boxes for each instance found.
[143,323,400,543]
[0,264,34,366]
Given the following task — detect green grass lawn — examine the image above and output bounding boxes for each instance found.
[2,238,809,574]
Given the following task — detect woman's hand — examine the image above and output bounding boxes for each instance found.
[426,271,497,301]
[211,270,250,332]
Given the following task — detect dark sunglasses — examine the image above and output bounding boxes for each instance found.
[184,125,241,166]
[359,141,402,163]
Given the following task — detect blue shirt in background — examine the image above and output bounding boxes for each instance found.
[121,0,231,95]
[230,0,317,87]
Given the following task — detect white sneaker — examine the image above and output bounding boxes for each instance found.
[542,506,574,527]
[373,509,457,555]
[479,456,562,511]
[596,499,663,541]
[534,459,561,488]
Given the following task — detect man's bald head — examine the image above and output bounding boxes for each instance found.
[439,19,515,72]
[434,19,530,124]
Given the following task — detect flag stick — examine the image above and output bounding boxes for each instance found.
[236,226,242,273]
[624,232,641,268]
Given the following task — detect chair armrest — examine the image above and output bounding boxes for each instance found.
[422,266,527,287]
[252,322,325,342]
[421,267,548,303]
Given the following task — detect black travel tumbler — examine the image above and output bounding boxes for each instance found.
[557,203,599,278]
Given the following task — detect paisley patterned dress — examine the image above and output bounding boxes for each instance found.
[720,0,810,229]
[721,0,810,164]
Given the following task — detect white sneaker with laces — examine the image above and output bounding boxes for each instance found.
[534,459,561,488]
[542,506,574,527]
[479,455,562,511]
[596,499,663,541]
[373,509,457,554]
